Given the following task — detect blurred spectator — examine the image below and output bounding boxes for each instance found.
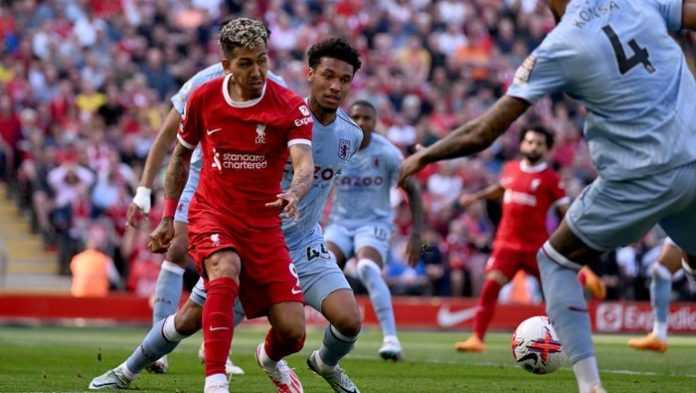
[69,223,122,297]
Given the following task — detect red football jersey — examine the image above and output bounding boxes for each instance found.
[178,75,313,230]
[494,160,569,252]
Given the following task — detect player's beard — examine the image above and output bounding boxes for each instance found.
[523,152,542,165]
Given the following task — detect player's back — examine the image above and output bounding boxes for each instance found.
[514,0,696,180]
[330,133,403,229]
[281,108,362,249]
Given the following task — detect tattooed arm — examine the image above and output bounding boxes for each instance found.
[399,96,529,185]
[163,143,193,202]
[266,143,314,221]
[148,143,193,253]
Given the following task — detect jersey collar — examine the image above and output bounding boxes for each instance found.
[222,73,266,108]
[519,160,547,173]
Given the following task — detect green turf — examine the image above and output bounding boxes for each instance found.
[0,325,694,392]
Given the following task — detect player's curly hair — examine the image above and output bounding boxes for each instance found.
[307,37,362,74]
[520,124,555,149]
[218,17,268,58]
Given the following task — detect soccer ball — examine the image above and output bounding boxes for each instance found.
[511,316,566,374]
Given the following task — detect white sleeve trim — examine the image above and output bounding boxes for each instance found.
[288,138,312,147]
[551,196,571,209]
[177,134,196,150]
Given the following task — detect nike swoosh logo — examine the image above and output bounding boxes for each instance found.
[436,305,479,328]
[207,128,222,135]
[209,326,229,331]
[291,288,302,295]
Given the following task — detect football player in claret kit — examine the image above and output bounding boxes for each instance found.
[400,2,696,392]
[325,100,424,361]
[454,125,605,353]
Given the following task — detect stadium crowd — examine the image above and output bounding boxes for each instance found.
[1,0,694,300]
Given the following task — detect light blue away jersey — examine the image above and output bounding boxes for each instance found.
[329,133,403,229]
[170,64,287,170]
[281,107,363,249]
[507,0,696,180]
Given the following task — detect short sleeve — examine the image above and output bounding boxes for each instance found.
[389,144,405,185]
[177,91,203,150]
[548,172,569,207]
[287,102,313,147]
[507,42,567,104]
[170,79,193,115]
[648,0,683,31]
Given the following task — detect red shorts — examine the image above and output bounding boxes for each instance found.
[485,247,540,280]
[187,213,303,319]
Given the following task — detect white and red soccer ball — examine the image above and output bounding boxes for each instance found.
[511,316,567,374]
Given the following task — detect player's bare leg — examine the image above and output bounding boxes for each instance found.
[455,270,508,353]
[307,288,361,393]
[202,250,241,393]
[355,246,402,360]
[629,240,682,352]
[326,241,346,267]
[256,301,306,393]
[537,219,604,393]
[147,222,188,374]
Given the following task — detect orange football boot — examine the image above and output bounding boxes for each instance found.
[455,335,486,353]
[628,333,668,353]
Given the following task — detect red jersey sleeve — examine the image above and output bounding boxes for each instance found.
[286,100,313,147]
[547,170,568,204]
[176,88,204,150]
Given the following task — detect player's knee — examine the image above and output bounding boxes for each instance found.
[486,271,509,285]
[174,301,203,335]
[205,252,241,279]
[336,317,362,338]
[166,237,189,267]
[276,321,306,343]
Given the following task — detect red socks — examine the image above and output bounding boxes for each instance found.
[264,327,305,361]
[203,277,238,376]
[473,280,503,340]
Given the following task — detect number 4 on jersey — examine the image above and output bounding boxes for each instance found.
[602,25,655,75]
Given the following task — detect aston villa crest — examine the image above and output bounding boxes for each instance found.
[338,139,350,159]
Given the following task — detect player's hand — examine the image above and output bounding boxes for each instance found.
[147,217,175,253]
[398,145,427,188]
[266,191,301,221]
[126,187,152,227]
[405,233,423,267]
[458,194,477,208]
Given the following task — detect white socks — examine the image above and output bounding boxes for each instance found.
[572,356,601,393]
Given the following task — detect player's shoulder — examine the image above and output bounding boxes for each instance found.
[266,79,306,109]
[335,108,363,136]
[541,165,561,181]
[371,133,402,156]
[502,160,520,173]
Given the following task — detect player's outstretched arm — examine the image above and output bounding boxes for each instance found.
[127,107,182,227]
[401,177,425,266]
[684,0,696,30]
[398,96,529,186]
[267,143,314,221]
[459,183,504,208]
[148,142,192,253]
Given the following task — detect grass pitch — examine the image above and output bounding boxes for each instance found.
[0,325,694,392]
